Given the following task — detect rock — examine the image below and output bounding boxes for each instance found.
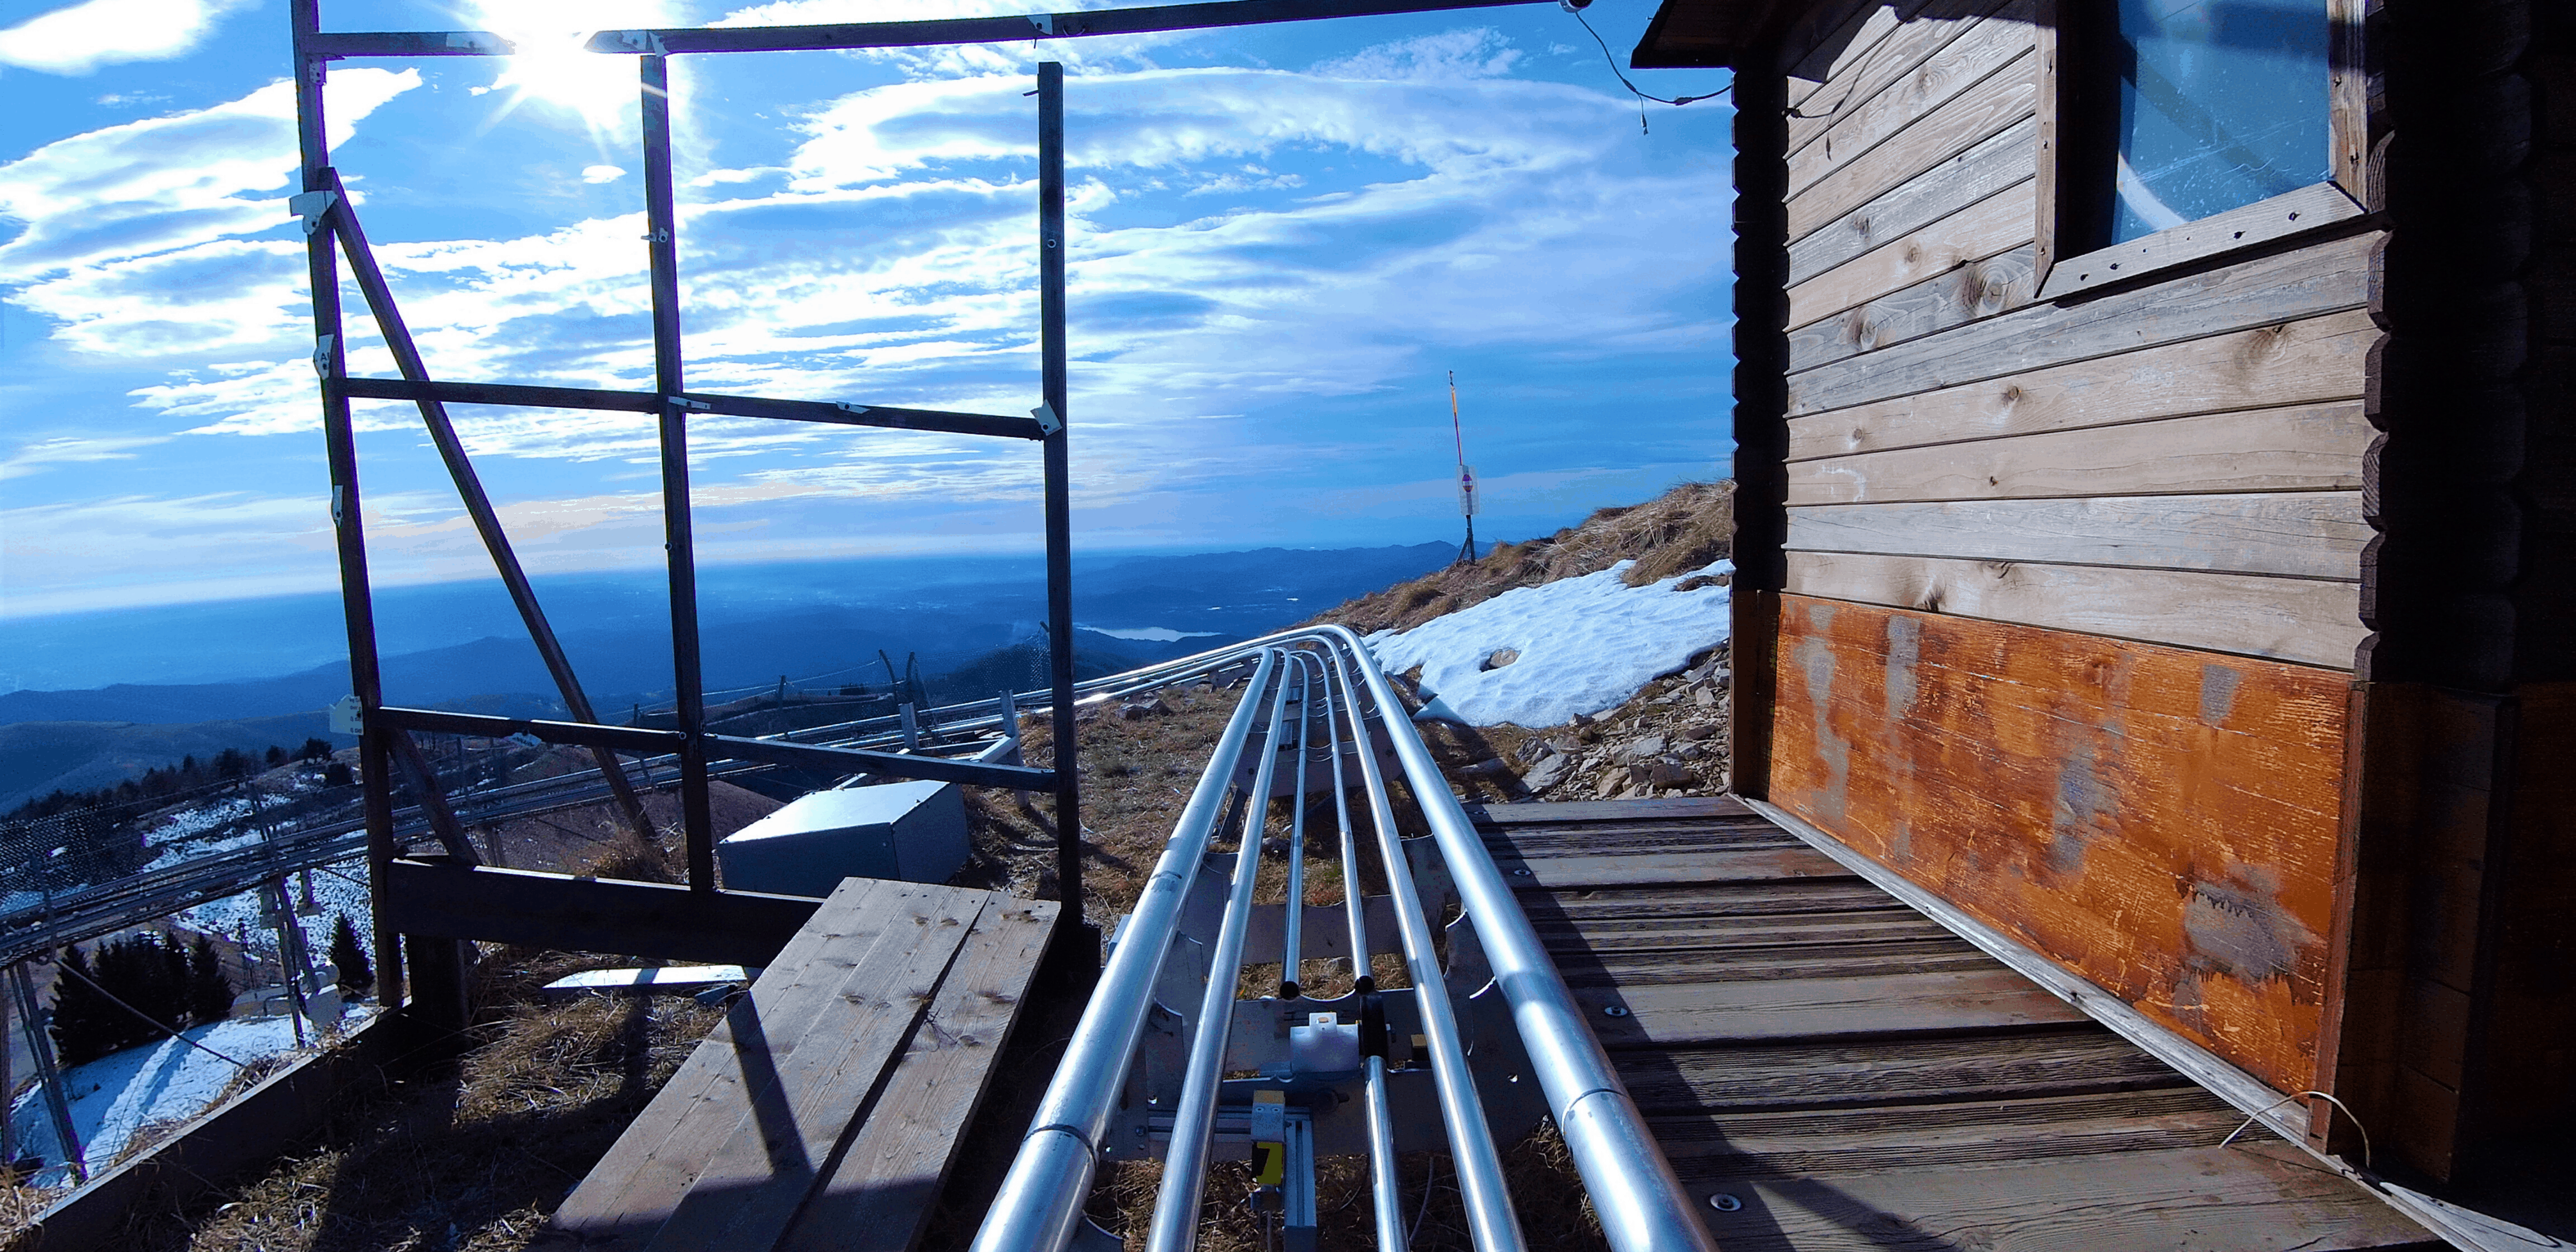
[1694,686,1717,708]
[1522,754,1573,792]
[1481,647,1519,670]
[1570,712,1595,727]
[1680,722,1721,742]
[1593,770,1626,798]
[1646,760,1694,787]
[1623,735,1668,761]
[1677,744,1705,762]
[1261,836,1292,859]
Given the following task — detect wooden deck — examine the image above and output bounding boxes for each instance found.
[1469,796,2441,1252]
[534,879,1057,1252]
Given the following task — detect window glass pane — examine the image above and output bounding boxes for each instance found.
[2112,0,2330,243]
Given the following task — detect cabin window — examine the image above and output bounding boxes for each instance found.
[2037,0,2363,296]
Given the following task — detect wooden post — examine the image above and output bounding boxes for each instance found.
[1726,49,1790,801]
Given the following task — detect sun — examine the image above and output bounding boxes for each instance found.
[466,1,673,141]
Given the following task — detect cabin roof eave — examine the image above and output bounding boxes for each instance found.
[1628,0,1798,68]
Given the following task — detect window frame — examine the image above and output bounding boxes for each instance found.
[2033,0,2369,298]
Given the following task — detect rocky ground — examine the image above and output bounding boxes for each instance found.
[1503,639,1732,801]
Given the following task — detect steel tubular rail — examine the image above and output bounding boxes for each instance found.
[1279,650,1317,998]
[972,650,1283,1252]
[1144,650,1294,1251]
[1316,623,1719,1252]
[1324,640,1526,1251]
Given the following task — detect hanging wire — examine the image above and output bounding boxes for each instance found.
[1571,4,1731,134]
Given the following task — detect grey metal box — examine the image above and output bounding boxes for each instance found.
[716,780,969,897]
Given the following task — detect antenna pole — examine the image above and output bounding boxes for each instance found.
[1451,371,1477,565]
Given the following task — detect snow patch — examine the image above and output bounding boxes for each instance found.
[1367,560,1731,728]
[6,1009,375,1186]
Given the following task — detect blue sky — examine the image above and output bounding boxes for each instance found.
[0,0,1735,620]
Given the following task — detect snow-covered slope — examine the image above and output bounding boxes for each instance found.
[1367,558,1732,727]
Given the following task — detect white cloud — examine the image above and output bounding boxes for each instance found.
[581,164,628,183]
[0,434,172,480]
[0,69,420,283]
[1313,28,1522,81]
[0,0,252,75]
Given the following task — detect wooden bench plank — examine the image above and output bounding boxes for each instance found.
[638,885,992,1251]
[778,896,1060,1251]
[548,878,910,1245]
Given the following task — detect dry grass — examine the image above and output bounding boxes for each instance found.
[85,947,720,1252]
[1319,480,1733,636]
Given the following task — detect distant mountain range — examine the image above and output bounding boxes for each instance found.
[0,542,1459,811]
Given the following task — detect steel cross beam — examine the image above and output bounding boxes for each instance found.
[295,0,1098,958]
[296,0,1562,60]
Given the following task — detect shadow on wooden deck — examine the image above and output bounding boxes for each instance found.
[1467,796,2444,1252]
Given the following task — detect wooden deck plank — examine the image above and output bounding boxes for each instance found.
[1610,1030,2193,1115]
[1466,795,1756,823]
[637,885,991,1251]
[1494,847,1851,889]
[1581,969,2091,1046]
[777,896,1059,1252]
[1675,1145,2441,1251]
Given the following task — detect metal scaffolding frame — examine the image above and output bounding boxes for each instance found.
[288,0,1556,1001]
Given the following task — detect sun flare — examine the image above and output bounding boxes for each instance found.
[468,1,672,139]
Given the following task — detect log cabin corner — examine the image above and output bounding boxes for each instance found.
[1637,0,2573,1214]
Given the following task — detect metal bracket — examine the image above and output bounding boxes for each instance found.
[834,402,874,417]
[641,228,672,243]
[1032,402,1064,434]
[445,31,511,53]
[288,189,338,236]
[1029,12,1054,34]
[312,333,337,379]
[666,395,712,411]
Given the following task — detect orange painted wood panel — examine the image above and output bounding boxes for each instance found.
[1769,595,2351,1094]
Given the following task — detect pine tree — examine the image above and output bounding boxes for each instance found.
[50,947,115,1067]
[187,935,233,1025]
[328,913,373,996]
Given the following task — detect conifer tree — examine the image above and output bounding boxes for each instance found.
[328,913,372,996]
[187,935,233,1025]
[50,946,114,1067]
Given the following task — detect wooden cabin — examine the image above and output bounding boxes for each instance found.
[1634,0,2573,1200]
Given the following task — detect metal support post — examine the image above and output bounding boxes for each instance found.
[1037,61,1086,954]
[293,0,402,1009]
[8,962,83,1182]
[641,54,716,891]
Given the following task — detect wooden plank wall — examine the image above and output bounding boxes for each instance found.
[1774,1,2375,671]
[1768,597,2348,1094]
[1738,0,2386,1099]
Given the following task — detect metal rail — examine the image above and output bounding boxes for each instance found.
[973,626,1715,1252]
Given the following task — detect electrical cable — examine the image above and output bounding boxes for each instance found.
[1570,4,1731,134]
